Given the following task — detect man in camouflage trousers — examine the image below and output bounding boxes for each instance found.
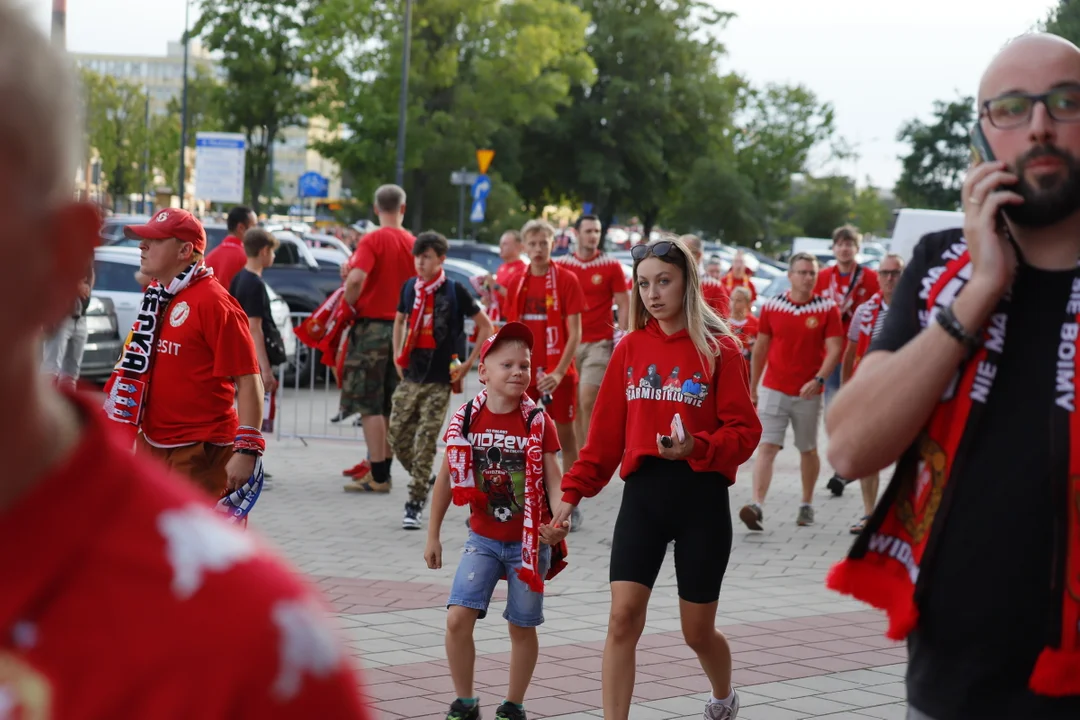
[389,231,491,529]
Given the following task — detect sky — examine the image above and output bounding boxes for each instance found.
[24,0,1061,190]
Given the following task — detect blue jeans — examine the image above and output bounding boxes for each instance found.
[447,531,551,627]
[823,364,842,408]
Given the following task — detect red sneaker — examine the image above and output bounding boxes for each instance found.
[342,460,372,478]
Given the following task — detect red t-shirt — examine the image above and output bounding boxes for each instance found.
[513,268,585,385]
[728,315,759,361]
[758,293,843,396]
[0,394,370,719]
[205,236,248,291]
[701,277,731,317]
[142,278,261,446]
[446,404,561,542]
[556,253,629,343]
[814,265,880,336]
[495,259,528,297]
[561,321,761,504]
[348,228,416,321]
[722,273,757,302]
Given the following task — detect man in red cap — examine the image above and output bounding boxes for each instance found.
[1,3,369,714]
[106,208,266,498]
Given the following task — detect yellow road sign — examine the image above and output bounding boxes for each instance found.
[476,149,495,174]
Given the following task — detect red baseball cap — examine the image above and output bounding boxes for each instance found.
[124,209,208,253]
[478,321,534,364]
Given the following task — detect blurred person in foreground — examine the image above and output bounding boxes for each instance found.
[0,2,370,716]
[827,33,1080,720]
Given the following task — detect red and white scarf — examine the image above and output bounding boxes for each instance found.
[852,293,885,371]
[444,390,553,592]
[722,272,753,295]
[829,265,865,320]
[103,261,213,426]
[514,265,565,378]
[294,287,358,388]
[827,244,1080,696]
[396,269,446,368]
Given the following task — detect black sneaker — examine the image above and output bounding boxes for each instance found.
[402,501,423,530]
[495,702,526,720]
[826,474,845,497]
[446,699,481,720]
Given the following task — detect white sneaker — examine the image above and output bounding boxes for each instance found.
[703,692,739,720]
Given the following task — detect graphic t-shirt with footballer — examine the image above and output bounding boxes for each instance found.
[455,404,561,543]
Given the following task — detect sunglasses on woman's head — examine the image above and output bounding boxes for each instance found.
[631,241,676,262]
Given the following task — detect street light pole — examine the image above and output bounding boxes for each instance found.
[143,89,151,214]
[394,0,413,188]
[178,0,191,209]
[51,0,66,49]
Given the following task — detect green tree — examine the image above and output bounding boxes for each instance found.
[783,175,853,239]
[191,0,317,213]
[660,154,761,245]
[731,82,839,239]
[851,182,893,236]
[516,0,736,237]
[80,69,151,209]
[1045,0,1080,42]
[313,0,594,233]
[894,95,974,210]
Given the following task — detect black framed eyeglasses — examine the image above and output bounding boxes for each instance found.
[879,269,902,278]
[631,241,675,262]
[982,85,1080,129]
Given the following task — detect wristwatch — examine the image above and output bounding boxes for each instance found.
[814,376,825,386]
[935,304,982,351]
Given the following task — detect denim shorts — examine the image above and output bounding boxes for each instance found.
[447,531,551,627]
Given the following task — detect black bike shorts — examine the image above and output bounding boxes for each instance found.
[609,456,733,604]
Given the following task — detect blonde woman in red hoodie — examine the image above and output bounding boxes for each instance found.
[553,237,761,720]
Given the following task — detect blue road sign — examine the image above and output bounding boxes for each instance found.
[583,202,594,215]
[298,171,330,199]
[470,174,491,224]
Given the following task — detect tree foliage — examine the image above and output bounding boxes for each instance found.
[313,0,594,231]
[80,69,150,205]
[894,95,974,210]
[516,0,736,236]
[191,0,318,213]
[1045,0,1080,43]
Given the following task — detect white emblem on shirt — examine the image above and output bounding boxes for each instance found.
[158,505,256,600]
[271,599,341,700]
[169,301,190,327]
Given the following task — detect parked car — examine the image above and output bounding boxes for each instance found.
[303,233,352,260]
[78,295,123,383]
[100,214,150,244]
[91,245,297,374]
[446,240,513,275]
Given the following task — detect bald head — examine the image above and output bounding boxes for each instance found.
[678,234,703,262]
[979,33,1080,105]
[975,33,1080,229]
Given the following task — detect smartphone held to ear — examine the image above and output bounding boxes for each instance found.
[971,123,996,164]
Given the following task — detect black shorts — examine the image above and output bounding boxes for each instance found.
[609,457,733,604]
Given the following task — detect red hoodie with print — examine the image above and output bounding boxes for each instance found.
[561,320,762,505]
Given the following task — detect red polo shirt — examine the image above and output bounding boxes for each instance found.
[0,393,370,719]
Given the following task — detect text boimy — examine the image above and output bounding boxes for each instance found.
[1057,321,1078,412]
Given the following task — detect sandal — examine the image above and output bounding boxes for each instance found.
[850,515,870,535]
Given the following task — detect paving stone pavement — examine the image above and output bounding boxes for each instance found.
[252,377,908,720]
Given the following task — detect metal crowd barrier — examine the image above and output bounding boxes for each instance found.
[274,311,364,444]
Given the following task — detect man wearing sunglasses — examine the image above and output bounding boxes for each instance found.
[827,33,1080,720]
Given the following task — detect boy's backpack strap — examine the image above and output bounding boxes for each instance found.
[462,398,475,437]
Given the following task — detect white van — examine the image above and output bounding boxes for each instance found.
[889,209,964,263]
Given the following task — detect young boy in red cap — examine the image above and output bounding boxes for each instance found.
[107,208,266,499]
[424,322,570,720]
